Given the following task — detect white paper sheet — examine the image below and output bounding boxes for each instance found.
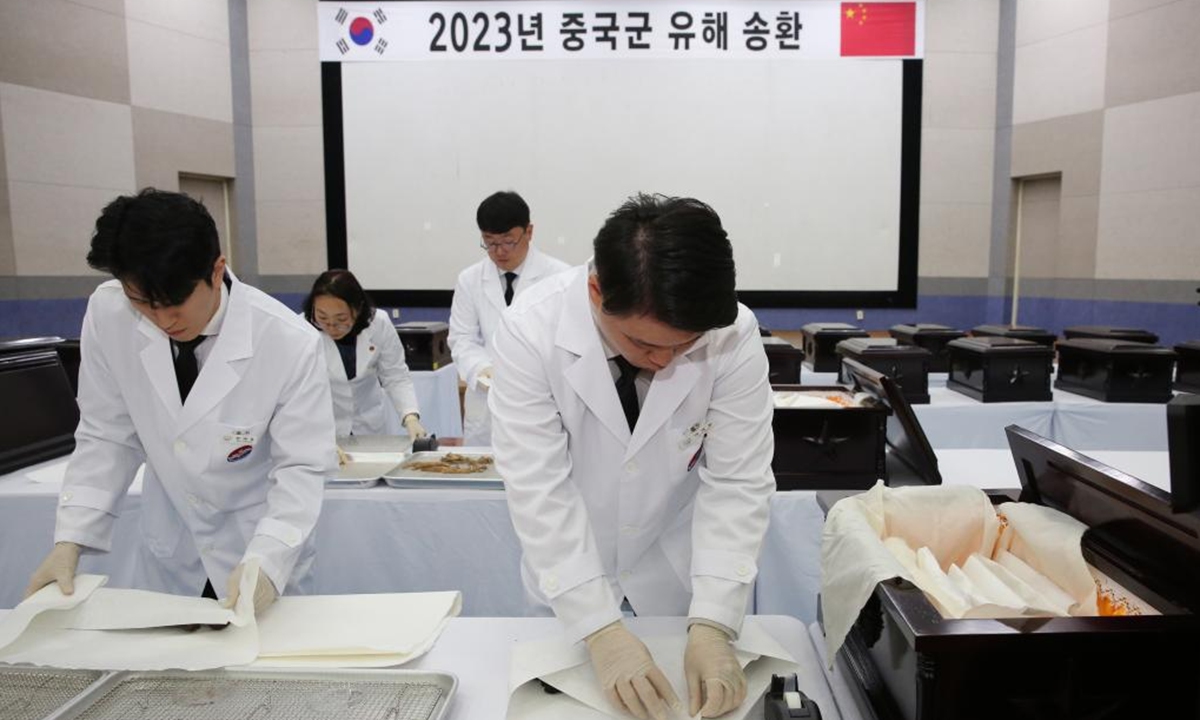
[255,591,461,659]
[0,572,461,671]
[0,574,105,651]
[997,501,1098,615]
[505,621,798,720]
[65,588,239,630]
[0,566,258,671]
[995,549,1076,615]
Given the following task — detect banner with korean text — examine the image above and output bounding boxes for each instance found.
[318,1,924,62]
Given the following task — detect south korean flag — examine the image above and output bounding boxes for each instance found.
[330,6,390,58]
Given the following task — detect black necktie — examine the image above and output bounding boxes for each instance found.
[613,356,640,432]
[172,336,206,403]
[504,272,517,306]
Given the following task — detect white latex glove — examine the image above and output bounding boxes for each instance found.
[24,542,81,599]
[221,563,278,615]
[585,621,682,720]
[685,624,747,717]
[402,413,428,439]
[476,366,494,391]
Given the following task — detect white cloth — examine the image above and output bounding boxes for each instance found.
[490,266,775,642]
[317,308,419,437]
[449,247,570,445]
[820,482,1098,662]
[506,621,797,720]
[819,482,1001,662]
[53,274,337,597]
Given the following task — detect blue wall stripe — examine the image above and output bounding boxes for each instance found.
[2,295,1196,346]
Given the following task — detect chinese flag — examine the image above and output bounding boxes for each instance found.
[841,2,916,56]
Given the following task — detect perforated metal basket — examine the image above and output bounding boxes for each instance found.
[50,668,456,720]
[0,667,106,720]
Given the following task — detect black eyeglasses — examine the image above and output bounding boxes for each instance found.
[479,229,527,252]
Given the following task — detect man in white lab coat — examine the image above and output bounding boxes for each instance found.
[448,191,568,445]
[490,194,775,719]
[24,189,337,615]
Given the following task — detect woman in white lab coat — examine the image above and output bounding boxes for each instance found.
[304,270,427,439]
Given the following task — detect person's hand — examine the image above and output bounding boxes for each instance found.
[336,446,350,468]
[476,367,494,391]
[585,621,681,720]
[402,414,428,439]
[221,563,278,615]
[684,624,746,717]
[24,542,81,599]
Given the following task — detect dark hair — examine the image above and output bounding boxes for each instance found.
[87,188,221,307]
[476,191,530,234]
[303,269,375,337]
[593,193,737,332]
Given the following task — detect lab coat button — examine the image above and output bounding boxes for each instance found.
[61,492,73,502]
[173,440,186,454]
[623,461,637,473]
[620,570,632,580]
[621,526,637,536]
[187,494,198,506]
[736,564,750,577]
[543,576,559,592]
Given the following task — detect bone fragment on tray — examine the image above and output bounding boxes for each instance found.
[405,453,494,474]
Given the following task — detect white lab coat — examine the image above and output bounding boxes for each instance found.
[54,274,338,598]
[448,247,569,445]
[315,309,419,437]
[489,266,775,642]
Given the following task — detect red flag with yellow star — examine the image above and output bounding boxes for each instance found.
[841,2,916,56]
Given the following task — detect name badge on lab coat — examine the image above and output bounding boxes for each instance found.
[681,421,711,472]
[222,429,258,462]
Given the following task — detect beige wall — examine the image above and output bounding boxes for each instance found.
[916,0,1003,280]
[1011,0,1200,291]
[0,0,235,285]
[247,0,326,277]
[918,0,999,280]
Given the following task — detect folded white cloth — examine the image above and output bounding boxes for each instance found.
[820,482,1097,664]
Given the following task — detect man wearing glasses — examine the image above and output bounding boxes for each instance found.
[448,191,569,445]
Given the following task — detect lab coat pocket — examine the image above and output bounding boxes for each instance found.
[672,418,710,476]
[208,419,270,473]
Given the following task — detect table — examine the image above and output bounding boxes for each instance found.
[803,371,1170,450]
[410,615,855,720]
[932,447,1171,492]
[0,613,857,720]
[405,364,463,438]
[0,458,828,624]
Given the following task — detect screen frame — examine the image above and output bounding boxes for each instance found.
[320,47,922,309]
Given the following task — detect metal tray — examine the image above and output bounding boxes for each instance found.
[329,452,408,488]
[382,450,502,490]
[0,667,107,720]
[50,668,456,720]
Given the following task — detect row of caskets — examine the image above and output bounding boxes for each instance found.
[763,322,1200,404]
[764,324,1199,492]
